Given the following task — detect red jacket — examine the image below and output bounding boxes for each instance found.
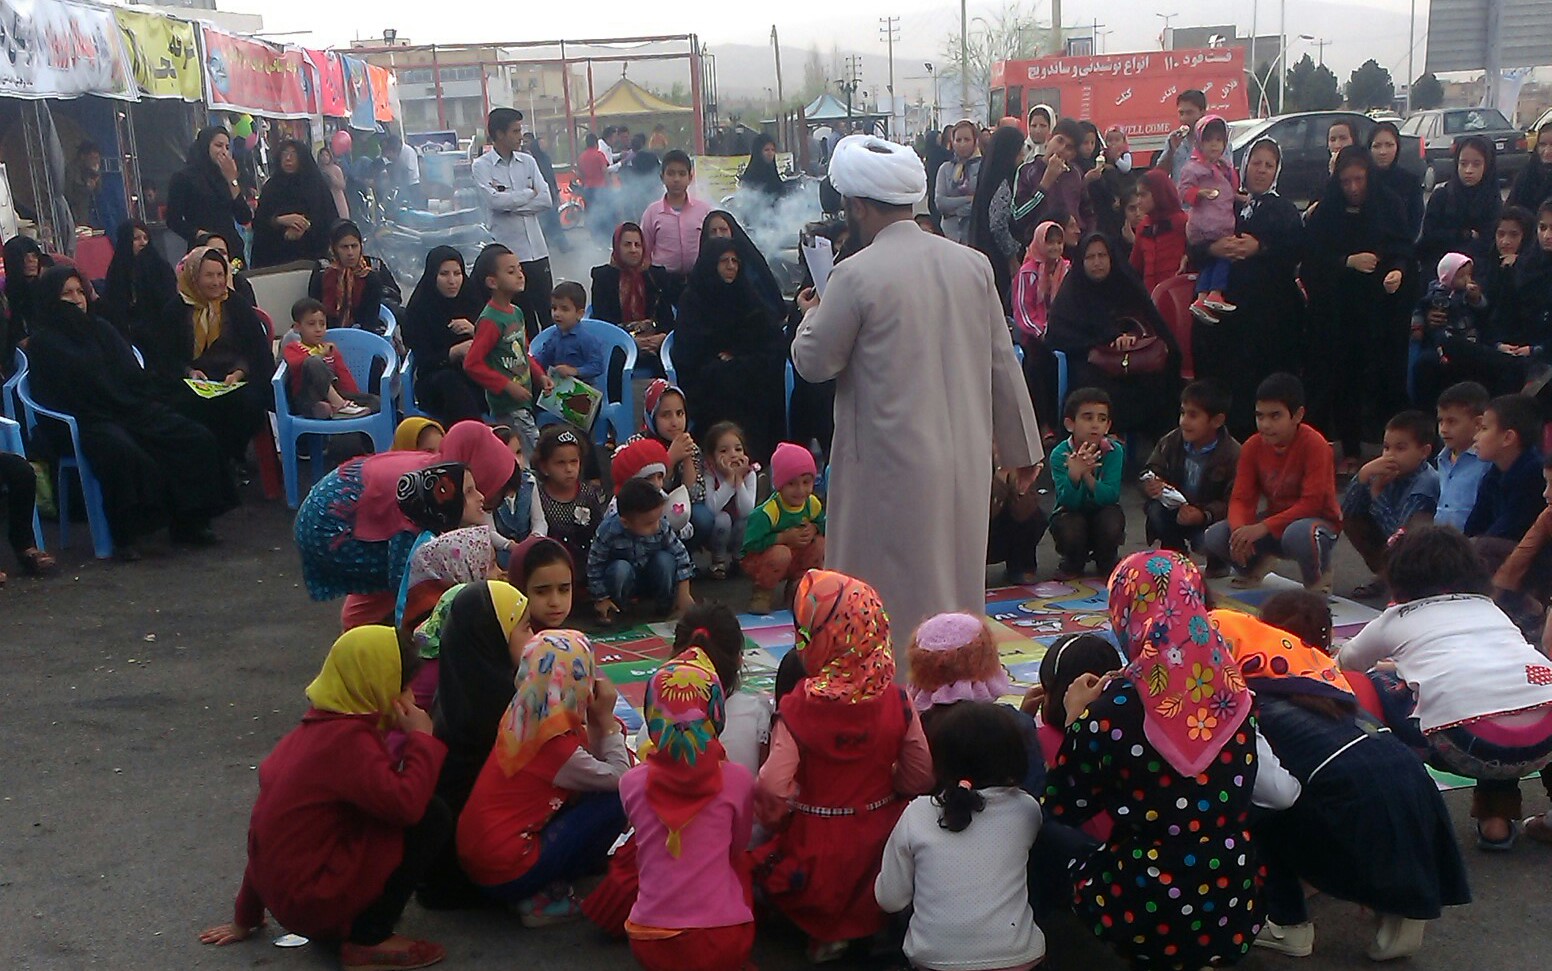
[1228,423,1343,538]
[1130,216,1188,295]
[232,712,446,938]
[577,147,609,189]
[281,340,361,397]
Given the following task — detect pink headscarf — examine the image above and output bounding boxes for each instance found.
[1438,252,1473,288]
[1012,220,1069,341]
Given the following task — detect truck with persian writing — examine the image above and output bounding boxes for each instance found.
[990,47,1249,165]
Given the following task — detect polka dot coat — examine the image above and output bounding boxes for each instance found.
[1042,679,1264,970]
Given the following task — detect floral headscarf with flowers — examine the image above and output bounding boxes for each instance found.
[642,646,727,857]
[494,629,596,776]
[793,569,896,703]
[1106,551,1250,776]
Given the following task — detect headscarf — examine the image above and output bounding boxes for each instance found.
[177,246,231,357]
[828,134,928,206]
[611,222,651,325]
[1024,103,1056,156]
[1046,232,1170,356]
[431,581,528,756]
[641,378,684,440]
[793,569,895,703]
[400,525,498,626]
[103,220,176,322]
[1074,120,1102,173]
[183,126,234,200]
[698,210,784,320]
[505,534,575,590]
[1027,219,1069,303]
[905,612,1011,711]
[642,646,727,857]
[24,265,155,423]
[968,125,1027,286]
[252,139,334,265]
[404,245,481,351]
[677,237,782,364]
[3,235,54,341]
[1437,135,1503,240]
[1307,146,1413,265]
[1139,168,1183,235]
[947,119,982,185]
[1239,136,1282,195]
[738,133,787,197]
[1210,609,1356,702]
[1106,551,1252,777]
[305,625,402,729]
[393,416,445,451]
[396,461,468,534]
[1438,252,1473,288]
[494,629,596,776]
[320,220,371,328]
[416,578,525,661]
[440,419,518,498]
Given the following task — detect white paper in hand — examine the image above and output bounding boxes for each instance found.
[801,236,834,297]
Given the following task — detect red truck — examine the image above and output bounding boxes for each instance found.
[990,47,1250,164]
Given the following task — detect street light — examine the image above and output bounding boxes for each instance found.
[924,62,940,129]
[1156,12,1177,49]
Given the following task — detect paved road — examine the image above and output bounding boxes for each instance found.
[2,489,1548,970]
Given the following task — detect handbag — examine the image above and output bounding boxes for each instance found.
[1086,316,1167,377]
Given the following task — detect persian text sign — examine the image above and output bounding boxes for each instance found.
[0,0,136,100]
[202,27,309,118]
[116,9,200,101]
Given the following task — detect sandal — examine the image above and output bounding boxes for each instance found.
[1521,813,1552,845]
[339,936,445,971]
[20,548,55,576]
[1475,818,1520,852]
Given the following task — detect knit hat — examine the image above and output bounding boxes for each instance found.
[770,442,816,491]
[905,612,1012,712]
[1437,252,1473,288]
[611,438,670,494]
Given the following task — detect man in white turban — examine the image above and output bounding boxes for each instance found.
[793,134,1044,646]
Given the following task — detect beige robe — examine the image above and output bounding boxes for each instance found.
[793,220,1043,645]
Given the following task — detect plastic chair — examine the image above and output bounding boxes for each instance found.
[784,358,796,439]
[398,350,428,418]
[15,371,114,558]
[1150,273,1200,380]
[0,415,42,551]
[378,304,397,340]
[659,331,677,386]
[272,328,399,509]
[1053,349,1069,414]
[529,319,640,445]
[3,348,25,422]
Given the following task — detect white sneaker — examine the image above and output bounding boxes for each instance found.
[333,402,369,418]
[1255,920,1315,957]
[1368,915,1425,961]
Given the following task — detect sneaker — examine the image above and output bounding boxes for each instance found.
[1230,555,1274,588]
[1475,817,1520,851]
[1203,297,1238,314]
[748,588,774,615]
[805,939,850,964]
[1367,914,1425,961]
[335,402,370,418]
[1189,298,1220,325]
[1254,920,1314,958]
[516,888,582,928]
[1521,813,1552,844]
[1055,559,1086,580]
[339,936,446,970]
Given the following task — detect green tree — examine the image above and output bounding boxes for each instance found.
[1347,59,1395,110]
[1285,54,1341,112]
[1412,72,1444,110]
[941,1,1053,114]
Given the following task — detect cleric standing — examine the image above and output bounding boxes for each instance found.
[793,135,1044,643]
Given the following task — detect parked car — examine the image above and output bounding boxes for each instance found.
[1399,107,1530,190]
[1229,111,1425,204]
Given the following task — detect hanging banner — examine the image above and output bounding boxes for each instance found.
[342,55,375,131]
[303,48,347,117]
[115,9,200,101]
[368,64,394,122]
[201,27,309,118]
[0,0,137,100]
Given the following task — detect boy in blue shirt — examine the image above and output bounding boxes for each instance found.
[1466,393,1546,543]
[587,477,695,622]
[1434,381,1491,531]
[1343,410,1440,597]
[1050,387,1126,577]
[534,281,603,385]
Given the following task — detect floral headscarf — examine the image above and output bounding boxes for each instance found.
[793,569,895,703]
[177,246,232,357]
[643,647,727,857]
[641,378,687,441]
[1211,609,1357,702]
[1107,552,1250,777]
[396,462,468,534]
[494,629,596,776]
[305,625,402,729]
[399,525,499,627]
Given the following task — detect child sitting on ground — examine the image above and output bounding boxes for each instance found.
[673,603,773,774]
[534,281,603,386]
[875,702,1046,971]
[463,244,553,457]
[587,478,696,622]
[281,298,376,419]
[1179,115,1242,323]
[1143,380,1241,568]
[1049,388,1126,578]
[702,422,758,581]
[1342,410,1440,597]
[622,647,757,971]
[507,535,575,632]
[625,380,709,545]
[1203,373,1343,592]
[1338,526,1552,851]
[1434,381,1492,531]
[199,627,449,971]
[752,570,935,964]
[530,426,606,576]
[741,442,826,614]
[392,417,444,452]
[1465,394,1547,553]
[457,630,629,925]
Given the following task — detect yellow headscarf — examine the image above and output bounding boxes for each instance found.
[178,245,232,357]
[305,626,402,729]
[393,416,446,452]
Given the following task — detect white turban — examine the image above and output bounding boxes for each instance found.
[828,134,927,206]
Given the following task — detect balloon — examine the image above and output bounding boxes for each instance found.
[232,113,254,138]
[245,132,260,150]
[330,130,353,157]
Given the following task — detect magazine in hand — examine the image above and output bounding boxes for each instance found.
[536,376,602,432]
[183,378,247,399]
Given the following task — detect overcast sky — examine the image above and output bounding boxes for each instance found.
[237,0,1429,85]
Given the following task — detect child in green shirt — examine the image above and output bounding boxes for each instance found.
[742,443,825,614]
[1049,387,1126,577]
[462,244,551,457]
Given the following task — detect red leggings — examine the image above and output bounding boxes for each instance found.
[629,922,756,971]
[741,536,825,592]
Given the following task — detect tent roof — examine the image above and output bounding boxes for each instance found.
[803,92,882,122]
[587,77,692,117]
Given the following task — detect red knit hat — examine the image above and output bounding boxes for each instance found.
[611,439,670,495]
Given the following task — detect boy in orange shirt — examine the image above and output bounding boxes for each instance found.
[1201,373,1343,591]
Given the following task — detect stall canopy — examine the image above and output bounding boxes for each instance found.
[586,77,693,118]
[0,0,137,101]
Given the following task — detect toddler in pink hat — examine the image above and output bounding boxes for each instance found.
[741,443,826,614]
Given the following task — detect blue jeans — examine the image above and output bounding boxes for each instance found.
[1196,256,1231,295]
[683,501,715,554]
[480,791,627,902]
[602,550,677,612]
[1144,499,1211,557]
[1201,517,1339,587]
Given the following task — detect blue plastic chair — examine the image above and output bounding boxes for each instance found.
[398,350,428,419]
[0,415,42,552]
[377,304,397,340]
[659,331,677,386]
[529,319,639,445]
[272,328,399,509]
[1054,349,1069,414]
[784,358,796,438]
[2,348,24,422]
[15,370,114,559]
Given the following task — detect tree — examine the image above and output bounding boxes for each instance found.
[801,47,829,103]
[1284,54,1341,112]
[1347,59,1395,110]
[1412,72,1444,110]
[941,1,1053,116]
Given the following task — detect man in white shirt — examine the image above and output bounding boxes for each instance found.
[472,107,554,336]
[382,134,423,209]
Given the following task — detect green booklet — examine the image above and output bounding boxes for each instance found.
[536,376,603,431]
[183,378,246,399]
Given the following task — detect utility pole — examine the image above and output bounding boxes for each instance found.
[771,26,784,111]
[1278,0,1286,119]
[959,0,969,116]
[1052,0,1063,50]
[880,16,899,137]
[1406,0,1415,113]
[839,55,862,123]
[1089,17,1106,55]
[1312,36,1329,68]
[1156,11,1177,50]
